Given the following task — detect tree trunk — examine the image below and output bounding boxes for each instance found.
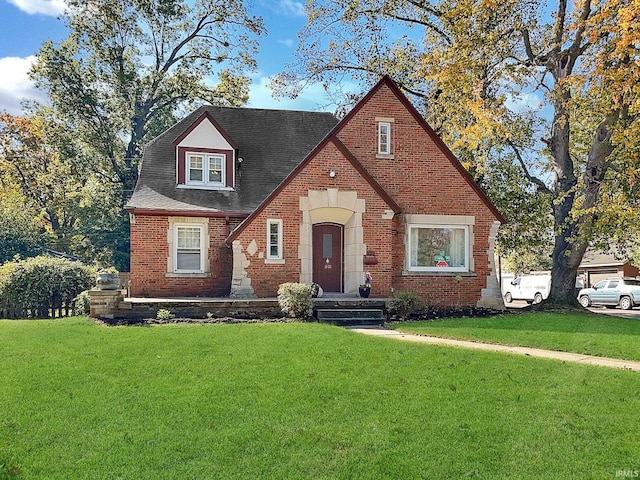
[546,115,617,305]
[120,104,150,207]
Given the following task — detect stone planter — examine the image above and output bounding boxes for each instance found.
[358,286,371,298]
[96,273,120,291]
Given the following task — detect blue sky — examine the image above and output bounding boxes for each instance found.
[0,0,330,115]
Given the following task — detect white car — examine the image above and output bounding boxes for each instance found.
[577,277,640,310]
[503,274,551,304]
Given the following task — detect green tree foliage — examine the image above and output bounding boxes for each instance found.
[0,113,84,254]
[30,0,265,208]
[0,186,43,263]
[274,0,640,304]
[0,112,125,266]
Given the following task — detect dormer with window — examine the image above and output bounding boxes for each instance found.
[174,112,236,190]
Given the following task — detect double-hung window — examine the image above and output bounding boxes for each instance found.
[208,156,223,183]
[266,219,283,260]
[408,225,469,272]
[187,153,225,187]
[175,225,205,273]
[188,155,204,182]
[378,122,391,155]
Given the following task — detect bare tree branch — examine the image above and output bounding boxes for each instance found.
[507,138,552,195]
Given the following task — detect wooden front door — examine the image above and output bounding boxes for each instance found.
[312,223,343,293]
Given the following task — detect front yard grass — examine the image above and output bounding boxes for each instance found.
[1,317,639,479]
[393,310,640,361]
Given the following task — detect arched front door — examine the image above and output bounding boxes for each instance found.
[312,223,343,293]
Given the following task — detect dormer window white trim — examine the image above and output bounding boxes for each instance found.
[186,152,226,187]
[176,146,235,190]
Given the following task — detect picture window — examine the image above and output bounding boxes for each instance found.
[407,225,469,272]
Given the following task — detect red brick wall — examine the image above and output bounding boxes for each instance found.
[334,83,500,306]
[129,215,239,297]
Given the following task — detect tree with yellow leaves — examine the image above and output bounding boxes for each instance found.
[274,0,640,305]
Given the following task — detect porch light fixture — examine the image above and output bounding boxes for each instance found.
[329,169,336,178]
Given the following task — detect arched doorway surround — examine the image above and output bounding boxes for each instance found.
[299,189,365,295]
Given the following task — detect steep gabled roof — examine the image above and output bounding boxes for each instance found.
[126,106,338,214]
[331,76,506,224]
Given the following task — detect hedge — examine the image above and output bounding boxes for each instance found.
[0,256,95,318]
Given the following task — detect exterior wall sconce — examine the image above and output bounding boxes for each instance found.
[329,169,336,178]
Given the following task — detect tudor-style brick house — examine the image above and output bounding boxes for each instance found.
[125,77,505,308]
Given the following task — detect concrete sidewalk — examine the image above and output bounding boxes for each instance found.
[350,328,640,371]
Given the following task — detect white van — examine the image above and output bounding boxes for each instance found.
[503,273,551,304]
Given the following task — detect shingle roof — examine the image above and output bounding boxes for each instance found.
[127,106,338,213]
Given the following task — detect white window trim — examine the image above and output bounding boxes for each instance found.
[186,152,226,187]
[407,224,470,273]
[266,219,283,261]
[173,223,206,273]
[378,122,391,155]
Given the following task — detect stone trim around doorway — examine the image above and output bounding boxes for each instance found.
[299,189,366,296]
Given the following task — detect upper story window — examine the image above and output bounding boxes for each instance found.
[378,122,391,155]
[375,117,394,158]
[187,153,225,187]
[174,113,236,191]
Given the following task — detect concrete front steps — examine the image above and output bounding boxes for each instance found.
[314,297,387,325]
[316,308,385,325]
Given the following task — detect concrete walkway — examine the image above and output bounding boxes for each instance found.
[350,328,640,371]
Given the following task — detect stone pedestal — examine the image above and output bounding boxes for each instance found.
[89,289,128,319]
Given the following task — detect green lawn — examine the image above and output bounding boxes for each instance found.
[1,317,639,479]
[393,310,640,361]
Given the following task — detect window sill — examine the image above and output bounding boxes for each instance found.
[265,258,285,265]
[166,272,211,278]
[402,270,477,277]
[177,184,234,191]
[376,153,395,160]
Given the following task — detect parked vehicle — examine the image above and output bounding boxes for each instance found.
[577,277,640,310]
[503,273,551,304]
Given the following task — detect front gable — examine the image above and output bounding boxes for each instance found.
[225,76,504,304]
[173,112,236,190]
[332,76,505,224]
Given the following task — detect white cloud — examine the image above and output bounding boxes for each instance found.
[275,0,305,17]
[277,39,295,49]
[7,0,66,16]
[247,75,333,112]
[0,56,47,115]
